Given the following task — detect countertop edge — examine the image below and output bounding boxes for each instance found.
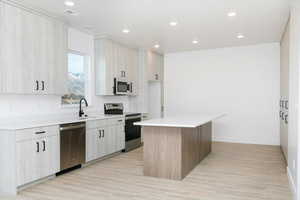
[134,114,225,128]
[0,115,125,131]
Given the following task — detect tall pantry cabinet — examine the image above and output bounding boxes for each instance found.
[0,2,67,95]
[280,21,290,163]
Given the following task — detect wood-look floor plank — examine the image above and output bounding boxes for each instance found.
[9,142,292,200]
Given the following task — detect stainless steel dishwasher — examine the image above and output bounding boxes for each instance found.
[59,122,86,171]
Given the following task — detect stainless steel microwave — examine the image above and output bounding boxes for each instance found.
[114,78,128,95]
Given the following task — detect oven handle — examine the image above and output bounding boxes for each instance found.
[125,116,142,120]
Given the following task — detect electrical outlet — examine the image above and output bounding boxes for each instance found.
[293,160,296,169]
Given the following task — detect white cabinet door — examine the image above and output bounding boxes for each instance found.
[129,49,139,96]
[147,51,163,81]
[115,124,125,151]
[47,20,68,95]
[16,128,60,186]
[86,129,98,162]
[105,126,116,155]
[118,45,127,78]
[98,127,107,158]
[0,3,37,94]
[16,140,39,186]
[95,39,115,95]
[86,128,106,162]
[39,135,60,178]
[0,2,67,95]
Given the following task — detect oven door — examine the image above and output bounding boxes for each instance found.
[114,78,128,95]
[125,116,141,141]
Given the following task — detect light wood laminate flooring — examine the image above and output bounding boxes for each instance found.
[9,142,292,200]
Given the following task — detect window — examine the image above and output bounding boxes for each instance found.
[62,52,89,105]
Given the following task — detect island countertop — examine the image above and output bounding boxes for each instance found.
[134,113,225,128]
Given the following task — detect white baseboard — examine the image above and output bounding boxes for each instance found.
[287,167,297,200]
[212,137,280,146]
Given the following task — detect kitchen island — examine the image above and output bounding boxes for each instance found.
[134,114,224,180]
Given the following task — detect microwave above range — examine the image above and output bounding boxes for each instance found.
[113,78,133,95]
[114,78,128,95]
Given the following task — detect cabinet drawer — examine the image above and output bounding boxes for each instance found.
[16,125,59,142]
[86,119,107,129]
[107,118,125,126]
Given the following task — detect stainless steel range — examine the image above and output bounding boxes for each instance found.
[104,103,142,152]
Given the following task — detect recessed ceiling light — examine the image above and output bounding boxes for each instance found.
[237,34,245,39]
[64,1,74,7]
[122,29,130,34]
[192,40,199,44]
[169,21,178,26]
[154,44,160,48]
[227,12,237,17]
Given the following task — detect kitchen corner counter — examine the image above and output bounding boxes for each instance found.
[0,114,124,131]
[134,113,225,128]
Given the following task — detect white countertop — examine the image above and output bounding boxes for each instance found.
[134,113,225,128]
[0,114,124,130]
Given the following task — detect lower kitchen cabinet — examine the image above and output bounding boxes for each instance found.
[16,135,60,186]
[16,129,60,186]
[0,118,125,195]
[86,118,125,162]
[0,125,60,195]
[86,128,104,161]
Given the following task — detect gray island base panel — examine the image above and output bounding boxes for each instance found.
[142,122,212,180]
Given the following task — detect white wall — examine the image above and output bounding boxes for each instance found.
[0,28,130,119]
[164,43,280,145]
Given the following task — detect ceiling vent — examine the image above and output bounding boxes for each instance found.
[64,9,79,16]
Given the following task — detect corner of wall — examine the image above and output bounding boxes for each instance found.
[287,166,297,200]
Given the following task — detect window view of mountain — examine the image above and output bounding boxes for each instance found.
[62,72,85,105]
[62,53,86,105]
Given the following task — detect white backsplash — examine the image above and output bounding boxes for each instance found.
[0,94,130,120]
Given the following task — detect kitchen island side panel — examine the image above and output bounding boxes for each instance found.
[143,126,182,180]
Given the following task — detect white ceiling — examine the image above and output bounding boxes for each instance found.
[17,0,290,53]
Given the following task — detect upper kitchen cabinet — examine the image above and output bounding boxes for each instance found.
[127,48,139,96]
[0,2,67,95]
[95,38,139,96]
[147,51,164,82]
[95,39,115,95]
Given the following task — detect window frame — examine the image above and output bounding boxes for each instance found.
[61,50,92,108]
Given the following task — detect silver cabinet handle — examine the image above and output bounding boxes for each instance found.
[98,130,102,138]
[102,130,105,138]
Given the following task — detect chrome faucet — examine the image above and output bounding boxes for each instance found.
[79,98,88,117]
